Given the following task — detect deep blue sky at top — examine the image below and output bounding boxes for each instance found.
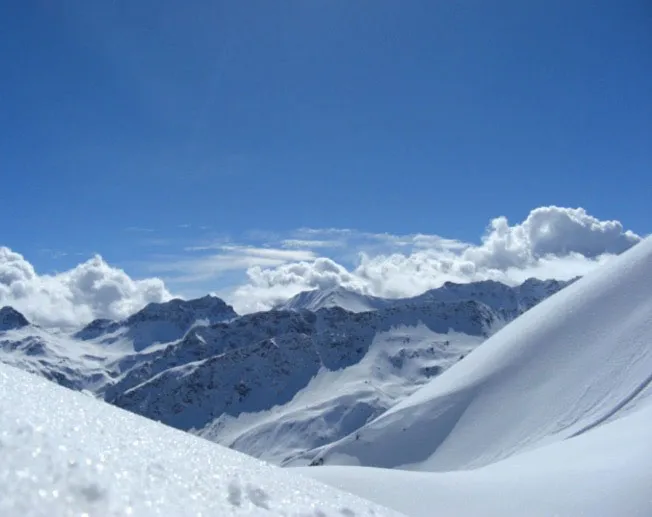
[1,1,650,272]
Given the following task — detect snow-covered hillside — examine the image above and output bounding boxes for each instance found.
[297,236,652,472]
[0,361,401,517]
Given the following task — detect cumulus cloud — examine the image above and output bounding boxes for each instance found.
[281,239,344,249]
[2,206,643,323]
[0,247,171,328]
[464,206,640,269]
[227,206,643,313]
[232,258,361,313]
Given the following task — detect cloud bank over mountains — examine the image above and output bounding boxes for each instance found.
[0,206,642,326]
[231,206,641,312]
[0,248,171,328]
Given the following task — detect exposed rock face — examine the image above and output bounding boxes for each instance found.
[0,307,29,331]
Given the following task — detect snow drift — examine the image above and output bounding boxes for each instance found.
[302,236,652,471]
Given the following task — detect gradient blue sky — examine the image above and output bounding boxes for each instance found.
[1,1,651,310]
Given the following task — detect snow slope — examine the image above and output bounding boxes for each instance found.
[299,402,652,516]
[0,361,402,517]
[300,237,652,470]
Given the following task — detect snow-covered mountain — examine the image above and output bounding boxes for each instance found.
[75,295,237,351]
[278,286,392,312]
[295,236,652,476]
[0,312,111,392]
[3,237,652,517]
[0,278,569,466]
[406,277,577,319]
[111,300,496,462]
[290,237,652,516]
[279,278,573,316]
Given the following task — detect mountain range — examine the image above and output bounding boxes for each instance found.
[3,237,652,516]
[0,278,571,465]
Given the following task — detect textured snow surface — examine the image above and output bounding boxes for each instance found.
[306,236,652,470]
[299,402,652,517]
[0,363,402,517]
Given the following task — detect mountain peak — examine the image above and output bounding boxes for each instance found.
[281,278,571,317]
[74,295,238,349]
[0,306,30,331]
[127,295,237,324]
[278,287,389,313]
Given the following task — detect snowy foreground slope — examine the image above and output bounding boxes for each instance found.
[299,236,652,470]
[0,362,402,517]
[299,404,652,517]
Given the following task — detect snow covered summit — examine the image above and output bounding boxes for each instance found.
[278,286,391,312]
[76,295,238,350]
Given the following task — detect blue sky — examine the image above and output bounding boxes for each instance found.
[1,1,650,324]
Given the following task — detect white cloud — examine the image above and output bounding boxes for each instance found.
[147,246,318,284]
[226,206,643,313]
[281,239,344,249]
[219,246,316,262]
[231,258,360,313]
[463,206,640,269]
[0,247,171,328]
[1,206,643,324]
